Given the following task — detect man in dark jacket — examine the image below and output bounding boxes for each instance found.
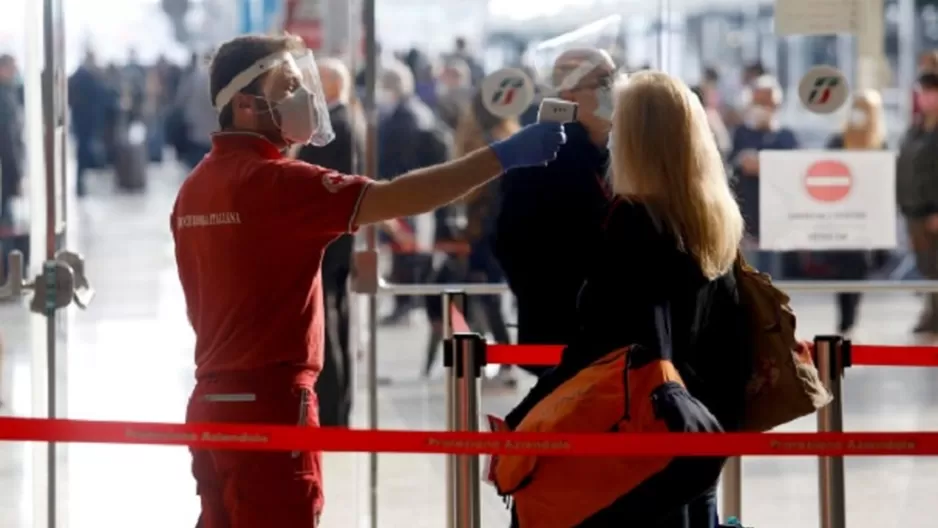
[296,58,365,426]
[897,71,938,333]
[494,48,616,374]
[68,51,109,196]
[377,59,453,324]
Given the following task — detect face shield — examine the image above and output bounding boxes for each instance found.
[213,49,335,147]
[525,15,624,121]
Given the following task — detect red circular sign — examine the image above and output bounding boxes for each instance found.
[804,160,852,202]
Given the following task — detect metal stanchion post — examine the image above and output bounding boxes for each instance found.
[443,291,466,528]
[451,333,484,528]
[361,0,379,526]
[720,456,742,521]
[815,336,847,528]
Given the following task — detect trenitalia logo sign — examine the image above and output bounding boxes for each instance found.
[491,77,526,107]
[806,76,841,105]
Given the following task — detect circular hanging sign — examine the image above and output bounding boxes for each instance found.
[798,65,849,115]
[479,68,536,118]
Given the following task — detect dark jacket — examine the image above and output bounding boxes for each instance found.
[378,96,454,241]
[297,103,365,287]
[896,123,938,219]
[729,125,798,238]
[68,66,108,137]
[494,122,612,347]
[378,95,451,180]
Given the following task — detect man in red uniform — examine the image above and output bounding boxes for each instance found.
[172,34,565,528]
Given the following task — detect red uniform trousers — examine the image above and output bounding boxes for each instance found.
[187,369,321,528]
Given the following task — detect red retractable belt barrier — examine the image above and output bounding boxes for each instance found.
[487,344,563,366]
[0,417,936,456]
[484,344,938,368]
[445,286,938,368]
[850,344,938,367]
[385,219,472,255]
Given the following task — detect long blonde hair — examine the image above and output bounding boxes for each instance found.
[611,71,743,279]
[842,90,884,150]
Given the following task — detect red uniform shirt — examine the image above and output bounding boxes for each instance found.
[171,132,371,380]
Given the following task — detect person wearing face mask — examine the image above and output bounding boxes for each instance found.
[434,58,473,130]
[494,48,617,376]
[375,59,455,325]
[897,71,938,335]
[822,91,888,338]
[294,57,365,428]
[728,74,798,277]
[173,34,566,528]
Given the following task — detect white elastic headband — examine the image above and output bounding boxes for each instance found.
[555,59,604,92]
[213,50,292,111]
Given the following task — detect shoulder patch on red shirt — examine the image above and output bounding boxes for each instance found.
[322,172,357,193]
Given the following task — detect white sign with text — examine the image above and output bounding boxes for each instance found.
[774,0,860,35]
[758,150,897,251]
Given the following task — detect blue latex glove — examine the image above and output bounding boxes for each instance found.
[489,122,567,171]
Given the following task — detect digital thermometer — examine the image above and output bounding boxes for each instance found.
[537,98,578,124]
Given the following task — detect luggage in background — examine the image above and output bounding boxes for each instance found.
[113,120,147,192]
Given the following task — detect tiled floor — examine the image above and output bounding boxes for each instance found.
[1,162,937,527]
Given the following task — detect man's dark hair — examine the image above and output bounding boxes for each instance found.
[0,54,14,68]
[703,66,719,83]
[209,34,301,129]
[919,71,938,90]
[454,37,467,52]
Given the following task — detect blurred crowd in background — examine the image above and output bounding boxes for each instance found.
[5,32,938,388]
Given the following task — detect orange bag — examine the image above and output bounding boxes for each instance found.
[494,345,724,528]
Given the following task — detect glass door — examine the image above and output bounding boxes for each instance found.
[1,0,92,526]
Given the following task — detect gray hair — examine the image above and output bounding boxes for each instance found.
[380,59,415,97]
[318,57,352,103]
[741,74,783,106]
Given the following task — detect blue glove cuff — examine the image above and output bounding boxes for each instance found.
[489,141,514,172]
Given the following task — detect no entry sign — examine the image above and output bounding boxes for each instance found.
[804,160,852,202]
[758,150,897,251]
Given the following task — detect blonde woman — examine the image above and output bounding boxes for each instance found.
[505,71,748,526]
[824,91,887,338]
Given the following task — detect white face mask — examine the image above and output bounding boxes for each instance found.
[376,88,396,108]
[745,105,772,129]
[269,87,316,144]
[848,108,868,127]
[594,86,615,121]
